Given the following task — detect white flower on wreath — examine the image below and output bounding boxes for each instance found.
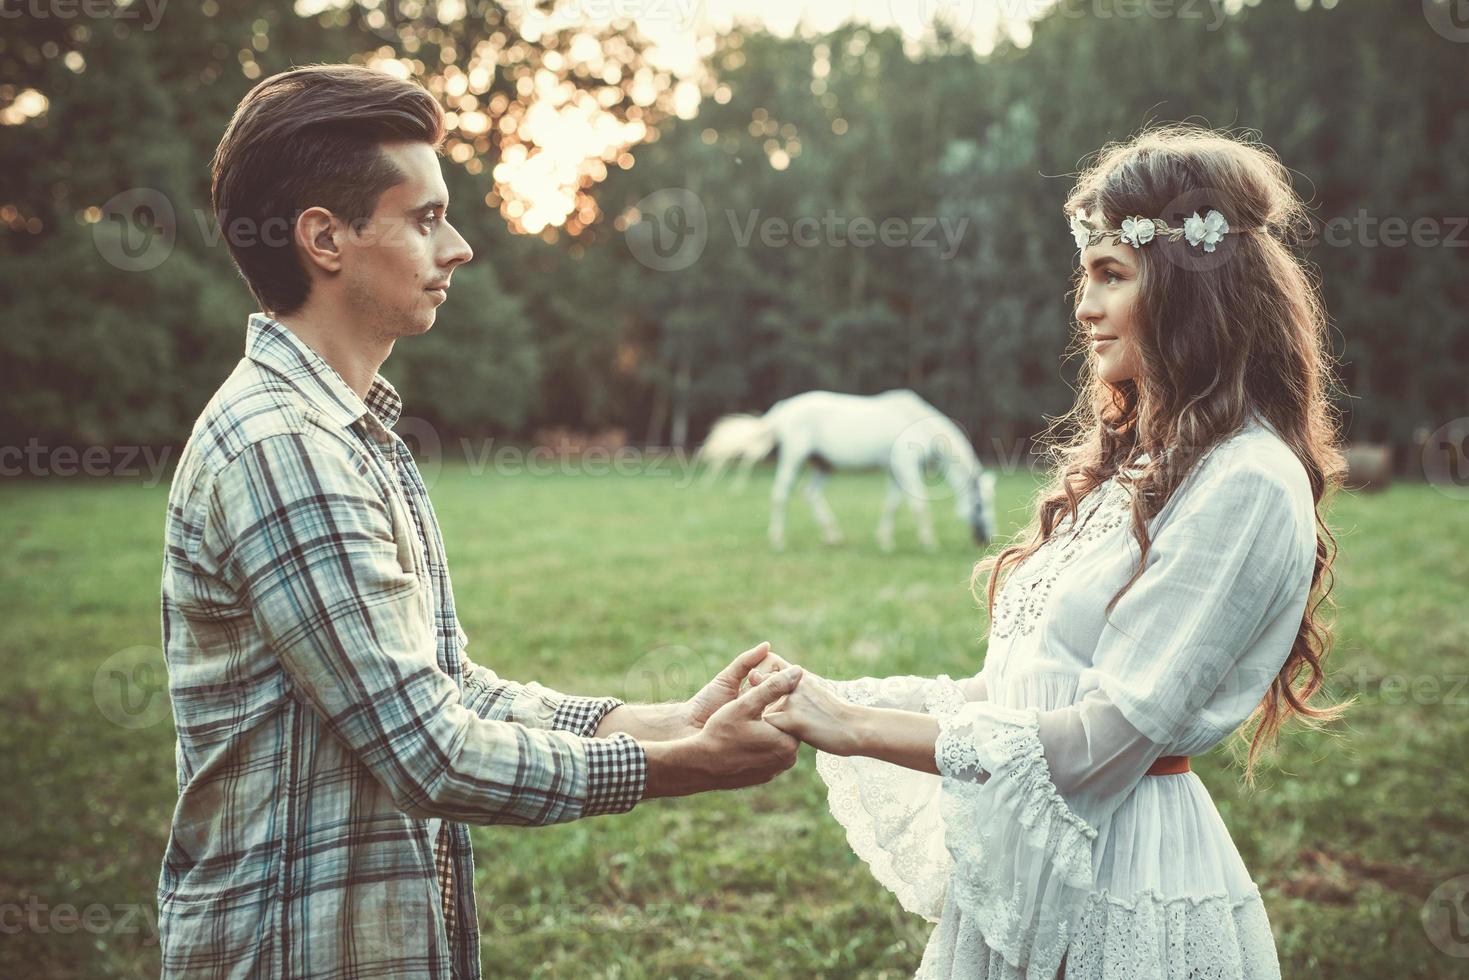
[1070,208,1091,250]
[1119,216,1156,248]
[1183,209,1230,252]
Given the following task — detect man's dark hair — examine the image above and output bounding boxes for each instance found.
[210,63,446,315]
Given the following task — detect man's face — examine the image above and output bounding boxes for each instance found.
[338,140,473,340]
[1075,240,1143,385]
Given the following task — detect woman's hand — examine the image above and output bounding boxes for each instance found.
[761,671,865,757]
[745,648,796,687]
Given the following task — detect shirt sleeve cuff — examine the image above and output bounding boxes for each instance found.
[550,694,625,737]
[581,731,647,816]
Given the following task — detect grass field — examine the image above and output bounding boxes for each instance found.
[2,461,1466,978]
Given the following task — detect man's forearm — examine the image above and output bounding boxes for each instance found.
[594,703,694,741]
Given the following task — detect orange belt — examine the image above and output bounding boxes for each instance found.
[1146,755,1190,776]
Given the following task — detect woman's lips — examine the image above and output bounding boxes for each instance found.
[1092,337,1116,351]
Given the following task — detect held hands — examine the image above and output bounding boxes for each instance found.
[643,659,804,798]
[683,641,784,729]
[642,641,864,800]
[750,653,944,773]
[750,658,864,758]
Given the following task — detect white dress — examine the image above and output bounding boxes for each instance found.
[814,413,1316,980]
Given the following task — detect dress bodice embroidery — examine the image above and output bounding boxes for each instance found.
[988,471,1139,643]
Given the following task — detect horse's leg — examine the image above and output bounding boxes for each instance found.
[876,477,904,553]
[803,468,844,546]
[732,451,760,494]
[891,451,938,552]
[700,454,730,488]
[908,492,938,552]
[768,449,804,551]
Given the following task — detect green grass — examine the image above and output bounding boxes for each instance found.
[2,464,1466,978]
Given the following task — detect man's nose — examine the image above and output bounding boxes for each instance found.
[443,222,473,268]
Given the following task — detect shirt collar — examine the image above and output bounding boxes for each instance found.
[1245,407,1278,438]
[1126,409,1276,473]
[244,313,404,434]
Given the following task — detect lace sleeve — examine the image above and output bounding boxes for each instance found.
[826,673,970,714]
[931,689,1171,978]
[811,673,970,921]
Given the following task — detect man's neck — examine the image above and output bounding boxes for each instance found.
[271,307,391,402]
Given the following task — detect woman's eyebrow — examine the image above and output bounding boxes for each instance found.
[1080,256,1128,273]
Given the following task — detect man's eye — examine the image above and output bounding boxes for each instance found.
[421,212,441,228]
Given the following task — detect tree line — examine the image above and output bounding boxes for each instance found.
[2,0,1464,463]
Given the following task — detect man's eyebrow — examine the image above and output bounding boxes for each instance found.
[410,198,449,214]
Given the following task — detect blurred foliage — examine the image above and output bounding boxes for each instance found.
[1,0,1466,454]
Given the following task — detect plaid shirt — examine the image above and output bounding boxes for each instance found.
[158,313,648,979]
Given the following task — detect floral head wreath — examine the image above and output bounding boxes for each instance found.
[1070,207,1263,254]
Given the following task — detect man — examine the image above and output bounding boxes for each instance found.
[158,63,800,979]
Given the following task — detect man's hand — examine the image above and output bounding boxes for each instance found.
[684,641,784,728]
[596,642,791,742]
[642,665,804,798]
[746,648,805,689]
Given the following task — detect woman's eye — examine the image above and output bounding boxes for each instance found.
[1105,270,1121,284]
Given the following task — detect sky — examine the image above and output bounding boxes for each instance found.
[515,0,1039,75]
[483,0,1041,232]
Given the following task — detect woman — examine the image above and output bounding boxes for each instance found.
[755,126,1354,980]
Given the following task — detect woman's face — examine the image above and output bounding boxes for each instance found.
[1075,239,1144,385]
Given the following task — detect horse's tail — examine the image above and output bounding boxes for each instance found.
[696,412,779,484]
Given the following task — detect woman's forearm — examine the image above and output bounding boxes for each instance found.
[847,705,942,775]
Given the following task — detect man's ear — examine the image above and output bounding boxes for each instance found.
[295,206,343,274]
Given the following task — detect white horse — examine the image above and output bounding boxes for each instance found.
[697,389,998,551]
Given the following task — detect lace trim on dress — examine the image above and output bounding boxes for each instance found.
[1065,886,1282,980]
[914,885,1280,980]
[923,675,968,716]
[832,673,966,712]
[934,704,1099,980]
[812,674,969,922]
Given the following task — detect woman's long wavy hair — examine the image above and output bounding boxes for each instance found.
[972,124,1356,786]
